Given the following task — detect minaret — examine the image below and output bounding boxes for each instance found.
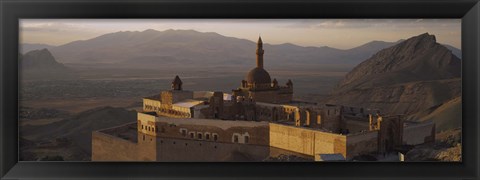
[172,75,183,90]
[272,78,278,88]
[287,79,293,88]
[256,36,264,69]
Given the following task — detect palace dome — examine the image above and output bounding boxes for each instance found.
[246,67,271,84]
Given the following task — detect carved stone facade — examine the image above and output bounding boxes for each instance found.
[377,115,405,153]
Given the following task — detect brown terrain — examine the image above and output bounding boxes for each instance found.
[406,128,461,161]
[20,107,137,161]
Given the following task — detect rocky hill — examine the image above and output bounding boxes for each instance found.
[326,33,462,117]
[410,96,462,132]
[21,49,67,70]
[335,33,460,92]
[21,43,56,54]
[20,49,76,80]
[405,128,461,161]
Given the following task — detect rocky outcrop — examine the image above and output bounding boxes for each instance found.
[405,128,461,161]
[20,49,75,80]
[21,49,67,70]
[21,43,56,54]
[327,33,461,116]
[334,33,460,92]
[328,78,461,115]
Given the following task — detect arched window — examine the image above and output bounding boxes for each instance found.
[205,133,210,140]
[197,133,203,140]
[213,134,218,141]
[190,132,195,139]
[244,136,249,144]
[233,135,239,143]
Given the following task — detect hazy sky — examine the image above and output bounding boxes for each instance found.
[20,19,461,49]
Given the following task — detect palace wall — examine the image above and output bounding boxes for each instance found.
[153,120,270,146]
[93,130,272,161]
[269,123,347,158]
[345,131,379,159]
[343,118,370,133]
[92,131,156,161]
[95,112,436,161]
[249,90,292,104]
[318,106,342,132]
[153,137,270,161]
[161,90,193,105]
[137,113,270,146]
[403,121,436,145]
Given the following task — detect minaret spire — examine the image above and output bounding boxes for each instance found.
[256,36,264,69]
[172,75,183,90]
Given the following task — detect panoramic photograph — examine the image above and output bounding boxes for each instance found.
[18,19,462,162]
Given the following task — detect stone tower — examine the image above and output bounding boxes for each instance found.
[272,78,278,88]
[286,79,293,89]
[209,91,224,119]
[256,36,264,68]
[244,36,271,90]
[172,75,183,90]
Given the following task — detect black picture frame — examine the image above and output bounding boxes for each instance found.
[1,0,479,179]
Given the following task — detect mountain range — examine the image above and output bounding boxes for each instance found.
[21,29,461,69]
